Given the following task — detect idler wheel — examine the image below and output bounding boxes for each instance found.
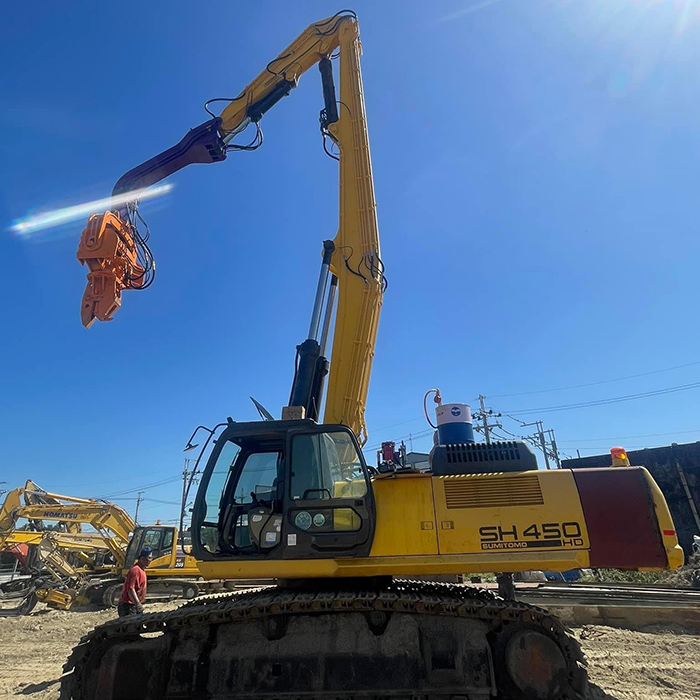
[497,627,570,699]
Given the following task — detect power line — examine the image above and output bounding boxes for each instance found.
[489,359,700,398]
[368,360,700,447]
[370,416,426,434]
[139,502,181,512]
[368,383,700,456]
[31,470,183,493]
[503,380,700,415]
[561,445,663,451]
[557,428,700,443]
[364,428,434,453]
[100,475,181,499]
[370,377,700,447]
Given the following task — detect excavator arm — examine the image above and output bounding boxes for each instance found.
[0,486,135,568]
[5,504,132,568]
[0,480,82,534]
[77,10,382,440]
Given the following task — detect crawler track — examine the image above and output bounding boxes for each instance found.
[61,580,587,700]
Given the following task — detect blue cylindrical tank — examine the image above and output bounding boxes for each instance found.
[436,403,474,444]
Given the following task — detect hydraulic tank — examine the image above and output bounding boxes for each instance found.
[436,403,474,444]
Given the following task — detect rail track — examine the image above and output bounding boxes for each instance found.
[516,581,700,608]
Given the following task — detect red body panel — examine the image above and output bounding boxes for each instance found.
[573,467,666,568]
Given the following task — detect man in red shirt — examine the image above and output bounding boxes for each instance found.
[117,547,152,617]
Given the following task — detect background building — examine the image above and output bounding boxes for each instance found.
[405,451,430,471]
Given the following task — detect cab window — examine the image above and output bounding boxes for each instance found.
[290,431,367,501]
[140,528,164,558]
[232,451,280,505]
[203,441,241,522]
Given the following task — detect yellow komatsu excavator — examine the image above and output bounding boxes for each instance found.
[0,482,115,613]
[0,482,215,611]
[64,11,682,700]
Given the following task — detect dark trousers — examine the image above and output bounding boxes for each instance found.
[117,602,139,617]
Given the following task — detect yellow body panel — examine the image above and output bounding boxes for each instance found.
[433,470,589,555]
[198,550,591,581]
[369,473,438,556]
[197,467,682,581]
[36,587,75,610]
[145,551,200,578]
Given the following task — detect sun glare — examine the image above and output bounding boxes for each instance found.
[10,183,174,236]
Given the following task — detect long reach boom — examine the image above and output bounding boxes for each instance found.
[77,11,382,442]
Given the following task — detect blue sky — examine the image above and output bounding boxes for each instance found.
[2,0,700,525]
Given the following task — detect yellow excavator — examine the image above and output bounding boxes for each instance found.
[64,11,682,700]
[0,482,221,611]
[0,481,115,613]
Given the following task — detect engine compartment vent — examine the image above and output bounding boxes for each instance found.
[430,440,538,475]
[443,474,544,509]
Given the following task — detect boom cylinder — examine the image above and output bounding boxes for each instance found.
[287,242,336,419]
[288,339,323,420]
[319,275,338,356]
[307,240,335,341]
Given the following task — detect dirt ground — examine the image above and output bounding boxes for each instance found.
[1,603,699,700]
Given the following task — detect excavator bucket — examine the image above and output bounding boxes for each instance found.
[76,212,145,328]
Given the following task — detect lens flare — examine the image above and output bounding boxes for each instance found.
[10,183,174,236]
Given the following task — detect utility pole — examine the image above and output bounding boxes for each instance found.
[134,491,145,524]
[179,459,198,550]
[479,395,491,443]
[519,420,557,469]
[547,429,561,469]
[535,421,551,470]
[474,395,502,444]
[180,459,192,534]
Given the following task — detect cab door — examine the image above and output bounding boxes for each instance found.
[281,426,375,559]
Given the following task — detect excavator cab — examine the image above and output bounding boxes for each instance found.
[192,419,375,563]
[124,525,176,569]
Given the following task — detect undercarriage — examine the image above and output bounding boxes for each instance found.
[61,579,587,700]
